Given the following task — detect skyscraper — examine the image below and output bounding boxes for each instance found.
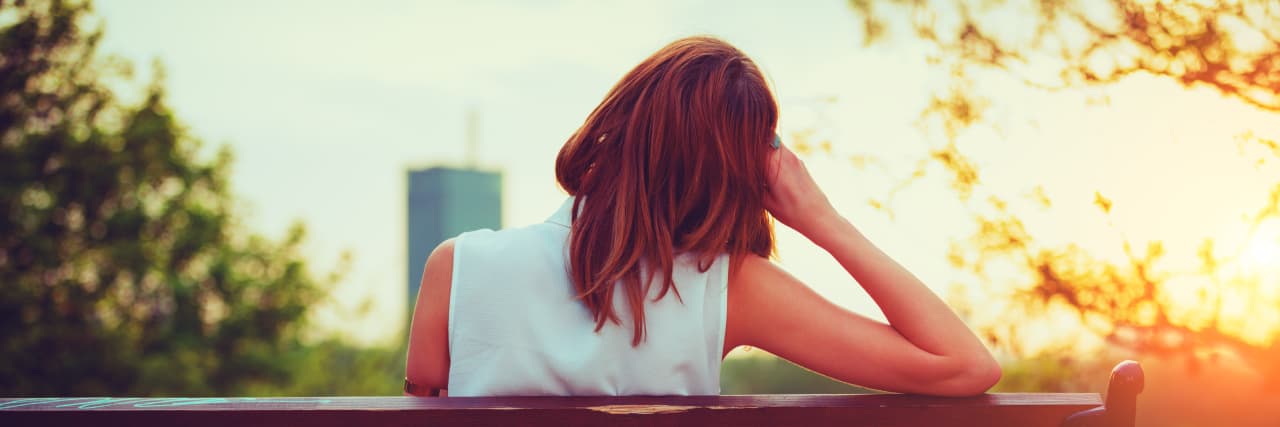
[406,166,502,313]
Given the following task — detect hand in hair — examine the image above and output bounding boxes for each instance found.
[726,142,1001,397]
[761,143,836,237]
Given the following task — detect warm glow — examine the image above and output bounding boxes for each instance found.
[1244,221,1280,272]
[1218,220,1280,345]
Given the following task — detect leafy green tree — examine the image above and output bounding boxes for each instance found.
[844,0,1280,388]
[0,0,348,396]
[246,340,405,396]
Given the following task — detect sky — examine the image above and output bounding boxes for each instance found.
[92,0,1280,349]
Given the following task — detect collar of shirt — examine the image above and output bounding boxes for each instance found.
[546,197,578,229]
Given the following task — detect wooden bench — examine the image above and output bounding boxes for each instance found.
[0,360,1142,427]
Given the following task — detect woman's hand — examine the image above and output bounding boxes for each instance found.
[730,143,1002,397]
[764,144,837,237]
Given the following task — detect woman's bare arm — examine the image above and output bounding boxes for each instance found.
[404,239,454,396]
[724,144,1000,397]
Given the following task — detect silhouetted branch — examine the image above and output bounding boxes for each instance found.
[850,0,1280,111]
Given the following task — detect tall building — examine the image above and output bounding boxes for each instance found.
[406,166,502,313]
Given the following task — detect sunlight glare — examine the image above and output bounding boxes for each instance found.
[1244,221,1280,271]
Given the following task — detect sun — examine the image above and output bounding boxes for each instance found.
[1246,234,1280,265]
[1243,220,1280,271]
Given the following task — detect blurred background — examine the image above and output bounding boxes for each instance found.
[2,0,1279,425]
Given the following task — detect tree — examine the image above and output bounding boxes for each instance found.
[0,0,345,395]
[850,0,1280,110]
[844,0,1280,389]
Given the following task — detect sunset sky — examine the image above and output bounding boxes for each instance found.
[92,0,1280,349]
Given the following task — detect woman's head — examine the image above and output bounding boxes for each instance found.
[555,36,778,345]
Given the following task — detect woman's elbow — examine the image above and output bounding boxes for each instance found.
[970,356,1003,394]
[895,351,1001,396]
[936,356,1002,397]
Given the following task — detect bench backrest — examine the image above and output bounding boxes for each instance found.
[0,360,1143,427]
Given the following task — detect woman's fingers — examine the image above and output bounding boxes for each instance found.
[764,145,837,235]
[766,142,785,189]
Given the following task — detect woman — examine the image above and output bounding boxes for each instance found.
[404,36,1000,397]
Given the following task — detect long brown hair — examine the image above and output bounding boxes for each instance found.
[555,36,778,346]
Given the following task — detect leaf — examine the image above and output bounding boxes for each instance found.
[1093,191,1112,214]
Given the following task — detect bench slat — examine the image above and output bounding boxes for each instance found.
[0,361,1144,427]
[0,394,1101,427]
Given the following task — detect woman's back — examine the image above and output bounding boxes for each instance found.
[446,198,729,396]
[405,35,999,398]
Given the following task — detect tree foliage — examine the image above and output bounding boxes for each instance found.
[851,0,1280,110]
[0,0,366,396]
[847,0,1280,388]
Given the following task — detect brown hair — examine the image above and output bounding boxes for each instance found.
[555,36,778,346]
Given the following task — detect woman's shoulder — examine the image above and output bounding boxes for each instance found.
[454,221,569,255]
[459,212,572,239]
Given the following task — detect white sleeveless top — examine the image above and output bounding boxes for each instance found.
[446,198,729,396]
